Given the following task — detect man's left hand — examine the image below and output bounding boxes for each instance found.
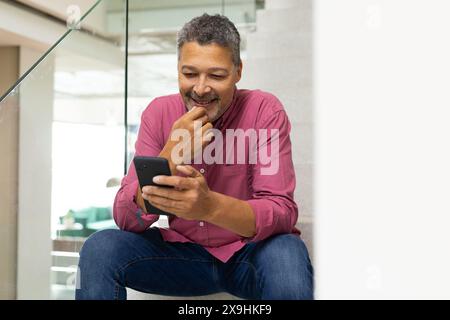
[141,165,217,221]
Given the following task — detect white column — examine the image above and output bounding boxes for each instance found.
[17,46,54,299]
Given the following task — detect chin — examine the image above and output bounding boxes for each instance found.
[206,108,222,122]
[184,98,222,121]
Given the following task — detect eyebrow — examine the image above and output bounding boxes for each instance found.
[181,65,229,73]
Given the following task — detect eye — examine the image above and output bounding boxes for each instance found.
[210,74,226,79]
[183,73,197,78]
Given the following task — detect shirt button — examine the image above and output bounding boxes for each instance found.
[199,221,204,227]
[200,168,205,174]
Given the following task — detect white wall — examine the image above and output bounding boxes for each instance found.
[315,0,450,299]
[239,0,314,255]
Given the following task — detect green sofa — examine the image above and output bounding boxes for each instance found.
[58,206,117,238]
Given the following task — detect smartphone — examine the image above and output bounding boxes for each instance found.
[133,156,174,216]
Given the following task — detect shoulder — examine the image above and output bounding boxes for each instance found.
[237,89,287,124]
[142,93,184,117]
[238,89,285,115]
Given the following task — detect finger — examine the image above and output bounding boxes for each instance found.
[142,185,185,201]
[198,114,209,125]
[146,194,182,209]
[146,195,181,213]
[202,132,215,145]
[190,118,209,136]
[187,117,209,139]
[185,106,207,120]
[147,194,192,214]
[176,165,202,178]
[200,123,214,145]
[202,122,213,132]
[153,175,197,189]
[202,126,214,139]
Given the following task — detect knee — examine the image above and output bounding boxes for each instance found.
[256,234,314,300]
[258,234,312,266]
[79,229,124,266]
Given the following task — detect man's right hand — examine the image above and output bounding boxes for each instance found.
[159,106,213,175]
[136,106,213,213]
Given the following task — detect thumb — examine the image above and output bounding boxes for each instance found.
[176,165,202,178]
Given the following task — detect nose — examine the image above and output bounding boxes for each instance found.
[193,75,212,97]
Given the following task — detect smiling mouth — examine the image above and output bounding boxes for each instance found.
[191,97,218,107]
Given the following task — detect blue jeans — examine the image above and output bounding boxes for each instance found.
[75,228,313,300]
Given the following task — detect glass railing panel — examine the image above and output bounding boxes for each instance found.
[1,0,265,300]
[120,0,261,168]
[0,0,127,300]
[0,0,107,102]
[0,0,105,96]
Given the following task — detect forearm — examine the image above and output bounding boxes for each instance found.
[205,191,256,238]
[135,187,147,212]
[114,181,158,232]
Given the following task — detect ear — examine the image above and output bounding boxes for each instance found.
[235,61,243,83]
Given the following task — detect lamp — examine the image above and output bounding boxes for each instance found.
[106,177,121,188]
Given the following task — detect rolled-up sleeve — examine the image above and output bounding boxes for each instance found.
[113,99,164,232]
[245,109,299,242]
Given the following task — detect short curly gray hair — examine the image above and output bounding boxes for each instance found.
[177,13,241,66]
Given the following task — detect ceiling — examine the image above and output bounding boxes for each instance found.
[106,0,263,12]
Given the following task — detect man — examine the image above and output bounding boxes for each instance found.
[76,14,313,300]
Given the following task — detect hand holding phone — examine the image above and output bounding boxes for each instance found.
[133,156,174,216]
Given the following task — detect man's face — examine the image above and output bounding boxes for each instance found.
[178,41,242,122]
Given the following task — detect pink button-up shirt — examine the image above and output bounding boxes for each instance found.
[113,88,300,262]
